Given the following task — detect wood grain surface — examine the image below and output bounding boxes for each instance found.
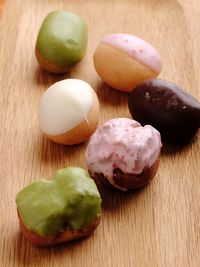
[0,0,200,266]
[0,1,3,14]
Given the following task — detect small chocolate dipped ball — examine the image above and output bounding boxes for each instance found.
[93,33,162,92]
[38,79,99,145]
[86,118,162,191]
[16,167,102,246]
[128,79,200,144]
[36,11,88,73]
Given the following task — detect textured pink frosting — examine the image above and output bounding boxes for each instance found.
[102,33,162,73]
[86,118,162,190]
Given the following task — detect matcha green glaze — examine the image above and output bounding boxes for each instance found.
[36,11,88,71]
[16,167,101,237]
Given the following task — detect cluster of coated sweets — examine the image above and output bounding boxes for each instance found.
[16,11,200,247]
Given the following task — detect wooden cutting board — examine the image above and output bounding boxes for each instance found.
[0,0,200,266]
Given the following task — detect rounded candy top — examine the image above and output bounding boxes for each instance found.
[38,79,94,136]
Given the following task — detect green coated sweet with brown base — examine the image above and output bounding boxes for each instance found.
[16,167,101,238]
[36,11,88,73]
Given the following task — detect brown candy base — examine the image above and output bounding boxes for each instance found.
[93,43,158,92]
[91,159,159,190]
[18,212,101,247]
[36,48,70,74]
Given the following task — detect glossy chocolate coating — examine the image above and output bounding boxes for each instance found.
[128,79,200,144]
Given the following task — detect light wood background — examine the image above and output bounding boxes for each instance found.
[0,0,200,266]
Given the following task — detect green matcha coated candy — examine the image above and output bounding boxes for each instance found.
[36,11,88,73]
[16,167,101,237]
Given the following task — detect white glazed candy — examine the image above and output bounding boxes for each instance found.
[39,79,93,136]
[38,79,99,145]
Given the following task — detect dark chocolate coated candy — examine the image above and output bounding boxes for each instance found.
[128,79,200,144]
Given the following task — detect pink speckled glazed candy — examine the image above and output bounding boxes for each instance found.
[85,118,162,191]
[93,33,162,92]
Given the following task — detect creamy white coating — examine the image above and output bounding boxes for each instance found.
[86,118,162,190]
[38,79,93,136]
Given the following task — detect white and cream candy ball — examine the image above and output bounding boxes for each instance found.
[38,79,99,145]
[93,33,162,92]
